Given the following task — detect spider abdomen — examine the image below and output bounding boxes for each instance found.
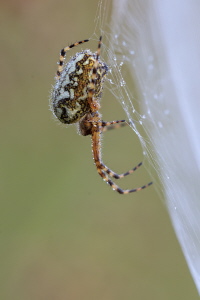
[52,50,108,124]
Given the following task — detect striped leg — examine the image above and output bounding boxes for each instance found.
[56,39,89,79]
[101,120,127,132]
[100,161,143,179]
[92,122,153,194]
[100,120,142,179]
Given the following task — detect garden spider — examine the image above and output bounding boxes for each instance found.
[51,36,152,194]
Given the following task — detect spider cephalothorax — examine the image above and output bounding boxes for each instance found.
[51,36,152,194]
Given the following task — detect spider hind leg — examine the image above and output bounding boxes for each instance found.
[97,166,153,195]
[92,122,153,194]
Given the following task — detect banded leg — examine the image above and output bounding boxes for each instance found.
[106,173,153,194]
[101,120,127,132]
[56,39,89,79]
[99,120,143,179]
[92,123,153,194]
[100,161,143,179]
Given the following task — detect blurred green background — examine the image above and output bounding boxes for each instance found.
[0,0,198,299]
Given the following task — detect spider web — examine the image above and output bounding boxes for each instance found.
[92,0,156,171]
[94,0,200,294]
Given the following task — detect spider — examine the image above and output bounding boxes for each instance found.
[51,36,152,194]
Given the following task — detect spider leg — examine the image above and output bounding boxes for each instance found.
[92,123,153,194]
[101,120,127,132]
[56,39,89,79]
[100,120,142,178]
[100,161,143,179]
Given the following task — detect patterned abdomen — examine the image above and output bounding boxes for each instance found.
[51,50,108,124]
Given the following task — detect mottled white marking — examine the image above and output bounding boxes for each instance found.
[68,63,76,74]
[74,53,85,63]
[70,89,74,99]
[83,59,90,65]
[66,103,81,119]
[77,87,88,100]
[61,74,69,85]
[61,90,69,98]
[54,107,63,118]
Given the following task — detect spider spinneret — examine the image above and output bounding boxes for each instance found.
[51,36,152,194]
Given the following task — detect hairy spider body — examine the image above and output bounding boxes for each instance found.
[51,37,152,194]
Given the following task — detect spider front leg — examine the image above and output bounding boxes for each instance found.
[56,39,89,79]
[101,120,127,132]
[92,122,152,194]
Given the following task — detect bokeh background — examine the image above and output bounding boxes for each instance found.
[0,0,198,299]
